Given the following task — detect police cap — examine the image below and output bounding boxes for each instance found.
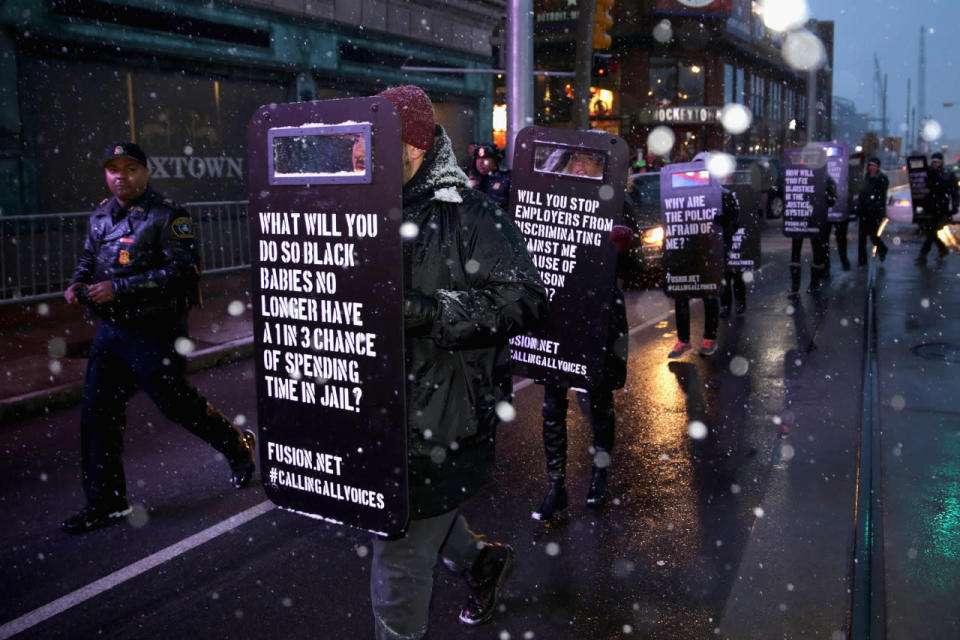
[102,141,148,168]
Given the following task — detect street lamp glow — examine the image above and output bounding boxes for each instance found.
[759,0,809,33]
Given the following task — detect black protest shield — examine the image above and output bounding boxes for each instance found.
[722,170,761,272]
[247,97,407,536]
[507,126,628,390]
[907,155,932,225]
[660,161,724,298]
[816,141,850,223]
[782,146,828,237]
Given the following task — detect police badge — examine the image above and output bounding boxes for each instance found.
[118,249,131,265]
[171,217,196,239]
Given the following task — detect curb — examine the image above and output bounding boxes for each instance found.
[0,336,255,426]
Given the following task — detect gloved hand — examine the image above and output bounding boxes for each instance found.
[609,225,634,253]
[403,290,438,334]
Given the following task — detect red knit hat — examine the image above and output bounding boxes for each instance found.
[377,85,435,151]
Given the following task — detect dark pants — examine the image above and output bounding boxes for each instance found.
[721,270,746,310]
[675,297,719,342]
[80,318,245,507]
[541,383,615,481]
[371,510,482,640]
[918,222,947,258]
[858,215,887,264]
[824,219,850,271]
[789,235,828,292]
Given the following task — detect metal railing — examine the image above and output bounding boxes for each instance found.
[0,201,251,305]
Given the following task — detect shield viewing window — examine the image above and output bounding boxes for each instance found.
[671,170,711,188]
[533,143,607,180]
[268,123,372,185]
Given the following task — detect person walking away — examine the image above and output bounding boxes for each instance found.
[368,86,547,639]
[915,152,958,265]
[856,157,890,264]
[60,142,256,534]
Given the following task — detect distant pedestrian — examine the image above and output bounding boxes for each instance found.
[915,152,958,265]
[856,157,889,264]
[61,141,256,535]
[368,86,547,639]
[789,175,837,296]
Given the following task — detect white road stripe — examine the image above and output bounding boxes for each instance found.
[0,500,276,639]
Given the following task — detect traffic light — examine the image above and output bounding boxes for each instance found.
[593,0,614,50]
[592,53,613,77]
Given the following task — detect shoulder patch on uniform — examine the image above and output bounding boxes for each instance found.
[99,198,109,206]
[171,216,196,239]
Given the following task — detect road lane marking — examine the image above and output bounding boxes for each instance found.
[0,500,276,639]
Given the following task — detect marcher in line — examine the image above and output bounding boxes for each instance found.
[789,175,837,296]
[61,141,255,535]
[719,187,745,317]
[531,151,631,523]
[669,157,740,357]
[856,157,889,264]
[915,151,958,265]
[368,86,547,640]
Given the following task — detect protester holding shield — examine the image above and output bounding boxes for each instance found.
[368,86,547,639]
[788,175,837,296]
[915,152,958,265]
[856,157,890,264]
[530,149,631,522]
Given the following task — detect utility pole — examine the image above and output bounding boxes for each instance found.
[918,26,927,151]
[571,0,596,131]
[506,0,533,169]
[905,78,911,151]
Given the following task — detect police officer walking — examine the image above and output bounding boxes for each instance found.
[857,157,890,264]
[467,143,512,209]
[60,142,256,534]
[915,151,958,265]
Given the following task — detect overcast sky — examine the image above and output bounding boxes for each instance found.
[806,0,960,145]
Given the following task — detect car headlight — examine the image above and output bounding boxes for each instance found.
[642,226,664,245]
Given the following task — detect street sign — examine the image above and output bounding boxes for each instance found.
[247,97,408,536]
[782,146,828,237]
[906,155,933,226]
[508,126,628,390]
[660,160,725,297]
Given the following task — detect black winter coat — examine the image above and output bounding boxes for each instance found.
[926,166,959,223]
[403,125,548,518]
[70,188,200,324]
[857,171,889,221]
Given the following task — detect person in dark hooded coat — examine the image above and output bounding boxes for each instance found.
[368,86,547,640]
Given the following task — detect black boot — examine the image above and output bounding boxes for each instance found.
[458,542,515,625]
[533,390,568,522]
[531,477,568,521]
[228,429,257,489]
[586,466,608,506]
[789,265,801,297]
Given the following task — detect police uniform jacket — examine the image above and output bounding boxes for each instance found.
[402,125,547,518]
[70,187,200,324]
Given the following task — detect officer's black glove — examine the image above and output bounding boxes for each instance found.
[404,291,438,334]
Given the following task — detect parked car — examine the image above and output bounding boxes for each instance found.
[735,155,785,218]
[621,172,665,288]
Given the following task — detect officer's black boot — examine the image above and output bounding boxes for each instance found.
[196,403,256,488]
[531,416,568,522]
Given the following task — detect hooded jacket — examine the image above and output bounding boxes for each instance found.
[402,125,547,518]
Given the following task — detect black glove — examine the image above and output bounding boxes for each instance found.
[403,291,438,334]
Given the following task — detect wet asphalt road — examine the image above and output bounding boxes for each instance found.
[0,227,871,639]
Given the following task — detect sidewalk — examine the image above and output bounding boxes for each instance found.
[0,270,254,424]
[872,221,960,638]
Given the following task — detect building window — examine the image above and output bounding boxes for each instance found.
[649,57,704,106]
[724,63,734,104]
